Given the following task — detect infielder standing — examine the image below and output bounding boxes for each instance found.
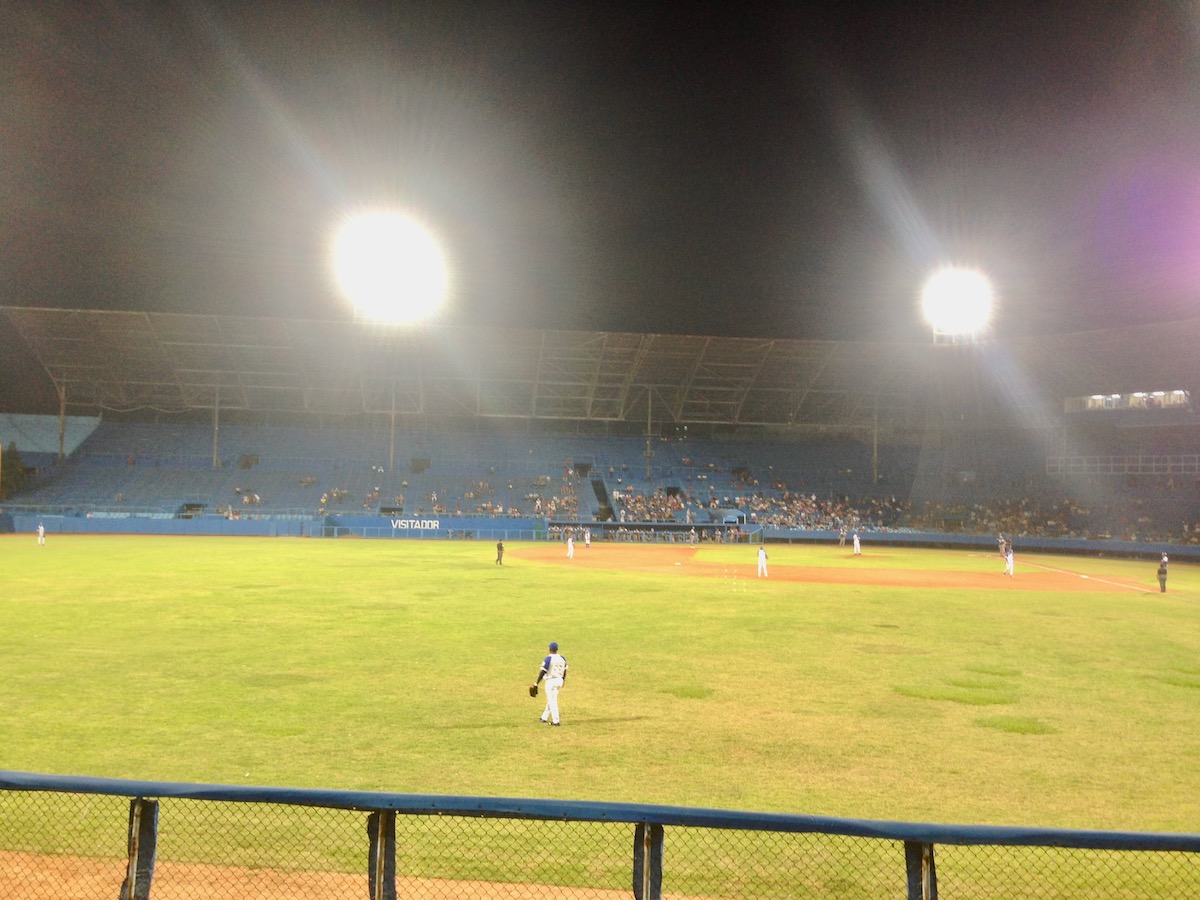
[757,544,768,577]
[37,522,46,546]
[535,641,568,726]
[1004,544,1014,577]
[566,535,575,559]
[852,531,861,555]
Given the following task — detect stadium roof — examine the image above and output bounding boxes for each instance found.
[3,306,1199,433]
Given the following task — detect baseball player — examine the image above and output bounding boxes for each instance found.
[495,539,504,565]
[852,531,861,555]
[37,522,46,546]
[757,544,768,577]
[1004,544,1014,577]
[584,528,591,548]
[535,641,568,726]
[566,534,575,559]
[1158,554,1168,592]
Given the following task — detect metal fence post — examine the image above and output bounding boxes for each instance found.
[632,822,663,900]
[904,841,937,900]
[118,797,158,900]
[367,811,397,900]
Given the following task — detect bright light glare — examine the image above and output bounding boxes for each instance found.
[920,267,994,337]
[332,211,449,324]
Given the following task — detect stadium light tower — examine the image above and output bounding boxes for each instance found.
[331,210,449,324]
[920,266,994,343]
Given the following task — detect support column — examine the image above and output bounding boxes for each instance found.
[58,381,67,463]
[367,811,397,900]
[872,404,879,485]
[904,840,937,900]
[212,383,221,469]
[644,391,652,482]
[632,822,663,900]
[389,382,396,473]
[118,798,158,900]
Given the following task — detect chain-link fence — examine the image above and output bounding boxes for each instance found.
[2,771,1198,899]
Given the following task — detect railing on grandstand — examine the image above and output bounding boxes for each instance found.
[315,524,758,542]
[68,451,592,475]
[0,503,176,518]
[320,525,547,541]
[0,503,316,520]
[1,770,1198,899]
[1047,453,1200,476]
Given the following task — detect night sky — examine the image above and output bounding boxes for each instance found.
[4,1,1200,346]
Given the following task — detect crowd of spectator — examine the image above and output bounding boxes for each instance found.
[905,497,1088,539]
[597,459,1200,546]
[739,491,903,533]
[906,496,1200,545]
[612,486,685,522]
[234,487,262,506]
[128,447,1200,546]
[316,487,349,516]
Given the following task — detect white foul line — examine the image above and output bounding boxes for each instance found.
[1026,561,1155,593]
[970,553,1155,593]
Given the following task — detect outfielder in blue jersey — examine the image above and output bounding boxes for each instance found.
[536,641,568,726]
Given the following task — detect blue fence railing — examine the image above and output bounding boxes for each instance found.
[1,770,1198,899]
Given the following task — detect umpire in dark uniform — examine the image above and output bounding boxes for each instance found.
[1157,554,1168,593]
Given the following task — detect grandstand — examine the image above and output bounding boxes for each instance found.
[3,306,1200,547]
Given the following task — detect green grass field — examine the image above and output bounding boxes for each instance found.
[2,534,1199,836]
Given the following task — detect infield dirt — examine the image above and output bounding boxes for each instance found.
[509,542,1144,592]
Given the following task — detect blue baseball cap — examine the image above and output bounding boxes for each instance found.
[548,641,558,652]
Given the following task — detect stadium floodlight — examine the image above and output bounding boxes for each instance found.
[332,210,449,324]
[919,266,994,341]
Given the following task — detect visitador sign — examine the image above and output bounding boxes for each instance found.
[391,518,441,530]
[326,515,544,536]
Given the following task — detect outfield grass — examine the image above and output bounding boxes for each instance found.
[2,535,1198,836]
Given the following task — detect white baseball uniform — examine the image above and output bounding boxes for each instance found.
[538,651,568,725]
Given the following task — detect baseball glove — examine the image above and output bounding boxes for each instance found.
[528,684,539,698]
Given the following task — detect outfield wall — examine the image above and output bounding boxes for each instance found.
[6,511,1196,561]
[2,770,1198,899]
[767,528,1191,560]
[4,513,544,540]
[322,513,545,540]
[7,513,307,537]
